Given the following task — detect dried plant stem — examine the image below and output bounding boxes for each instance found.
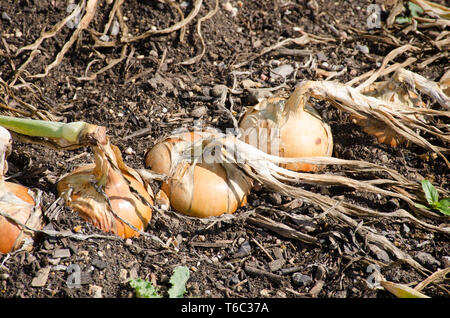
[121,0,203,43]
[28,0,99,79]
[328,209,430,276]
[76,44,128,81]
[179,0,219,65]
[232,34,334,69]
[166,130,449,235]
[301,80,450,167]
[355,44,419,91]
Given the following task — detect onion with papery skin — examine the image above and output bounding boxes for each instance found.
[144,131,253,218]
[0,116,154,239]
[350,80,427,147]
[0,126,43,254]
[57,126,154,238]
[238,86,333,172]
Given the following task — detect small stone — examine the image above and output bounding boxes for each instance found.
[211,84,228,97]
[355,44,369,54]
[223,1,233,12]
[350,69,358,76]
[442,256,450,268]
[53,248,71,259]
[99,34,110,42]
[292,273,312,287]
[252,39,262,49]
[266,192,282,205]
[415,252,440,268]
[241,79,261,90]
[149,49,158,58]
[89,285,103,298]
[276,290,287,298]
[234,240,251,258]
[270,64,294,79]
[119,269,128,283]
[124,238,133,246]
[52,265,68,271]
[368,244,390,263]
[31,266,51,287]
[402,224,410,234]
[314,265,327,281]
[1,12,12,22]
[92,257,108,270]
[124,147,134,155]
[246,88,272,104]
[229,274,240,285]
[272,247,284,260]
[109,19,120,36]
[191,106,208,118]
[47,258,61,265]
[129,267,138,280]
[316,51,327,61]
[268,258,285,272]
[260,289,271,297]
[211,256,219,264]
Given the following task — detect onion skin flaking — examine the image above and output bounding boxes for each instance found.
[0,126,43,254]
[239,85,333,172]
[57,126,154,238]
[350,80,427,147]
[144,132,253,218]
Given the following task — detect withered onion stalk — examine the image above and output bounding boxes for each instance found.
[0,116,153,239]
[56,126,154,238]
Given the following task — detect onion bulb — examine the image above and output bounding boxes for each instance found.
[0,126,43,254]
[57,127,154,238]
[351,80,427,147]
[238,86,333,172]
[144,131,253,218]
[0,116,154,238]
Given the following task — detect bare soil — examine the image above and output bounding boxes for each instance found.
[0,0,448,300]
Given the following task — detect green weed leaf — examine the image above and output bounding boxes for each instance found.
[129,278,162,298]
[414,202,430,210]
[168,266,190,298]
[438,198,450,216]
[421,179,439,206]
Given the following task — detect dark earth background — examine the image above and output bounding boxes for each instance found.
[0,0,448,298]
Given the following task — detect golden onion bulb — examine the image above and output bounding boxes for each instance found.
[0,182,43,254]
[239,86,333,172]
[144,132,252,218]
[0,126,43,254]
[57,133,153,238]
